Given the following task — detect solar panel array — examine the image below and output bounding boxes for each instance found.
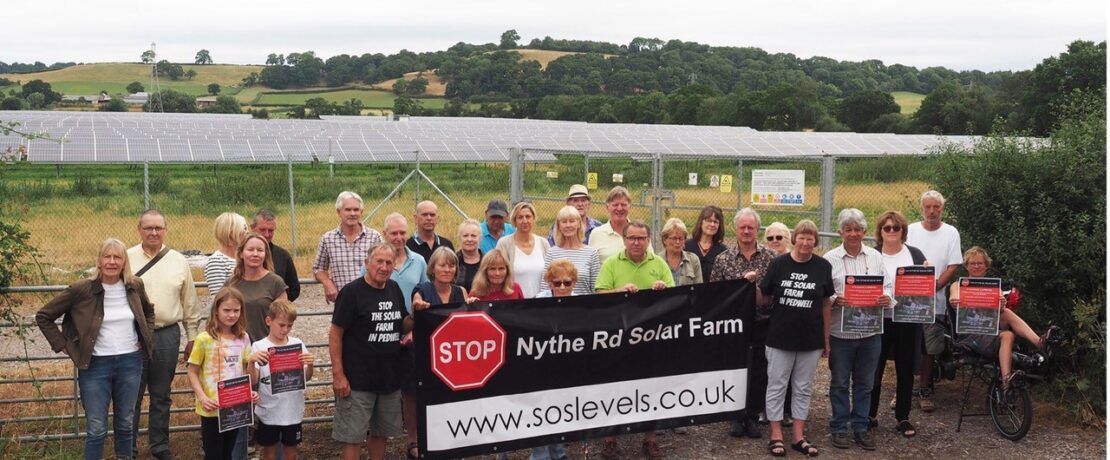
[0,111,980,163]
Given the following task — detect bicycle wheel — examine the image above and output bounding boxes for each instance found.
[987,377,1033,440]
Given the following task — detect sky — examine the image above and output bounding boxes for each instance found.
[6,0,1106,72]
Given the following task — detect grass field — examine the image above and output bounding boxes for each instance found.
[892,91,926,115]
[0,156,930,288]
[1,63,262,97]
[254,88,448,108]
[372,71,449,96]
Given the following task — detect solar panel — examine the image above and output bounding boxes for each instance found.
[0,111,1001,164]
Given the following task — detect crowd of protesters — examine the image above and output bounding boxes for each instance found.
[35,184,1058,460]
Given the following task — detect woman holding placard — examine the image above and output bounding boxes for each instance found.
[869,210,927,438]
[948,247,1058,390]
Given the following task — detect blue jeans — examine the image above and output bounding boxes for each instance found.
[78,350,143,460]
[828,335,882,434]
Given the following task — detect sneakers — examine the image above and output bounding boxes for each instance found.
[853,431,877,450]
[917,388,936,413]
[642,440,663,460]
[830,432,852,449]
[601,439,619,460]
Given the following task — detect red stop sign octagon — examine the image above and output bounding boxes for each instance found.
[430,311,507,391]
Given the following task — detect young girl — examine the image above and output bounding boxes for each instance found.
[188,287,259,460]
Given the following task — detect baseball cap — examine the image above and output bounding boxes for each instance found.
[566,184,590,200]
[486,199,509,217]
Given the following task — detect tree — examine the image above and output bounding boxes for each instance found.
[500,29,520,49]
[407,77,429,95]
[195,49,213,65]
[99,96,128,112]
[304,97,334,117]
[265,53,285,66]
[126,81,145,94]
[0,97,23,110]
[141,50,155,64]
[145,89,196,113]
[392,95,423,115]
[20,80,61,105]
[391,78,409,96]
[155,60,184,80]
[184,69,197,80]
[241,72,259,87]
[205,95,240,114]
[207,83,221,95]
[1020,40,1106,135]
[836,90,900,132]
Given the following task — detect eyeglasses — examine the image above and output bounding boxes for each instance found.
[664,236,685,242]
[882,225,903,233]
[141,226,166,233]
[766,235,784,241]
[624,236,649,242]
[551,280,575,288]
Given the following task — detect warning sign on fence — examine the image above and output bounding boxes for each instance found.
[751,170,805,206]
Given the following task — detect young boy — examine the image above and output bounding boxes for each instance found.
[249,300,315,460]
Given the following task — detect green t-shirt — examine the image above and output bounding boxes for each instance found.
[595,250,675,291]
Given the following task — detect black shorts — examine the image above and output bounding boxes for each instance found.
[256,422,303,447]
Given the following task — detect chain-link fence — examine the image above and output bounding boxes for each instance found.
[1,148,935,445]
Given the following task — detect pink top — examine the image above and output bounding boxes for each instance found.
[478,282,525,301]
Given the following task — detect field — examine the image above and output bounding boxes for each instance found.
[0,63,261,96]
[509,48,611,69]
[372,71,450,96]
[891,91,926,115]
[0,156,929,290]
[254,88,448,108]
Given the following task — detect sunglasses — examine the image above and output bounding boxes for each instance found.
[882,225,903,233]
[766,235,784,241]
[551,280,575,288]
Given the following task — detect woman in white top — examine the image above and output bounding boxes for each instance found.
[205,212,247,294]
[36,238,155,460]
[540,205,600,295]
[495,201,549,298]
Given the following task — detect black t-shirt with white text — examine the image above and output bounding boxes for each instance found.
[331,277,409,393]
[759,253,835,351]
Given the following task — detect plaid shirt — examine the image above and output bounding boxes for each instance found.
[710,244,777,320]
[311,225,383,290]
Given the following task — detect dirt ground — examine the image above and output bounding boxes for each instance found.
[8,284,1105,459]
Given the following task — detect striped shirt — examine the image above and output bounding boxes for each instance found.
[204,251,235,294]
[540,246,601,295]
[311,225,384,291]
[824,244,893,340]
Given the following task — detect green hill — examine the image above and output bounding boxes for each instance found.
[0,63,263,96]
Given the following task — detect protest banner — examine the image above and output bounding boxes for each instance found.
[893,266,936,323]
[217,375,253,433]
[955,277,1002,336]
[840,275,885,334]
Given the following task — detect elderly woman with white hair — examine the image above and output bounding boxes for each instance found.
[662,217,702,286]
[764,221,792,256]
[822,209,892,451]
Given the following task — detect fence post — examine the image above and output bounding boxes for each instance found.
[143,160,150,210]
[509,148,523,204]
[820,156,836,245]
[583,152,590,186]
[651,153,664,246]
[414,150,422,205]
[287,155,297,257]
[735,158,744,212]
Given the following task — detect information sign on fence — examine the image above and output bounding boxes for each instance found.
[751,169,805,206]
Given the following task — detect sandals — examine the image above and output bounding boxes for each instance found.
[767,439,786,457]
[406,441,419,459]
[791,439,819,457]
[895,420,916,438]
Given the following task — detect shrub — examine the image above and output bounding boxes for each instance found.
[930,91,1105,421]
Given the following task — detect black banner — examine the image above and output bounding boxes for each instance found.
[414,279,754,459]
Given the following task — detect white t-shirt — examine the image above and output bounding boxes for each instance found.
[513,244,546,299]
[907,222,963,314]
[252,336,308,426]
[93,281,140,356]
[881,246,916,319]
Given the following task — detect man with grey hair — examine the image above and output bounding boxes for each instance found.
[823,208,892,450]
[251,209,300,301]
[906,190,962,412]
[711,207,777,439]
[128,208,200,460]
[314,191,384,303]
[407,200,453,262]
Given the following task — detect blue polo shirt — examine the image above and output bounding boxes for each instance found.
[479,221,515,254]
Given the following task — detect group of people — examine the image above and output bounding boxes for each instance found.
[35,185,1056,460]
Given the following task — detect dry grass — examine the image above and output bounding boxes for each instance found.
[0,63,263,87]
[371,71,449,96]
[509,49,614,69]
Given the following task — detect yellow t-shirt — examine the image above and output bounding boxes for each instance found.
[187,331,250,417]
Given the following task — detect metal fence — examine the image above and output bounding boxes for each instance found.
[1,148,930,443]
